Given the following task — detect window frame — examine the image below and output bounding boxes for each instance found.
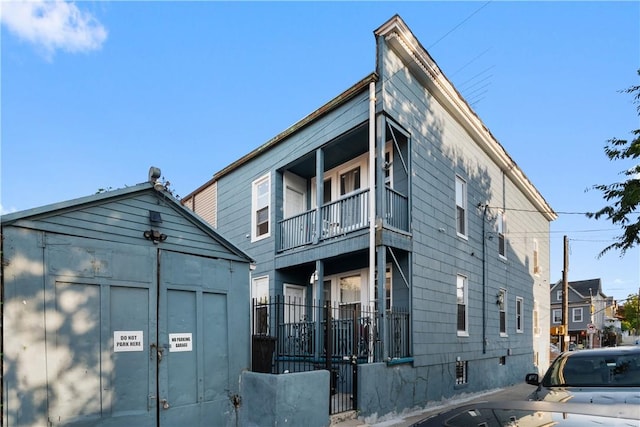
[252,275,270,335]
[499,288,507,336]
[251,173,271,241]
[556,290,563,302]
[456,275,469,336]
[516,296,524,333]
[552,309,562,324]
[497,211,506,259]
[533,239,540,274]
[572,307,583,323]
[455,175,467,239]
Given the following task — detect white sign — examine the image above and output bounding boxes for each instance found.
[169,333,193,352]
[587,324,596,334]
[114,331,144,352]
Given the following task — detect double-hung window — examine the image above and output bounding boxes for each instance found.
[572,307,583,323]
[552,309,562,324]
[455,176,467,238]
[456,275,468,335]
[498,211,506,258]
[516,297,524,333]
[498,288,507,335]
[252,173,270,241]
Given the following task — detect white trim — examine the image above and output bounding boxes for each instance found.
[455,175,468,239]
[251,173,271,241]
[516,296,524,333]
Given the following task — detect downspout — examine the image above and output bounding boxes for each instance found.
[482,204,488,354]
[368,82,376,312]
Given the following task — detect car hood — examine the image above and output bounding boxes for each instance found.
[530,386,640,404]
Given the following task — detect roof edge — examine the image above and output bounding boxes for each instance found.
[182,72,378,201]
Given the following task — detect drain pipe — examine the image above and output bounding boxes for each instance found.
[482,204,488,354]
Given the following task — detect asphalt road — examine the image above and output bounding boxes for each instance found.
[331,382,535,427]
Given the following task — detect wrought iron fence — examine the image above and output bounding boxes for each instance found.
[251,296,410,371]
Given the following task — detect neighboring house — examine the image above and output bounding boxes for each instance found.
[2,172,253,427]
[550,278,615,348]
[183,15,556,419]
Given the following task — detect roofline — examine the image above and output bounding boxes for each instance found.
[375,15,557,221]
[1,183,254,263]
[183,73,378,201]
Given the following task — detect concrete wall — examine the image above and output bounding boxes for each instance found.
[240,371,330,427]
[357,357,533,421]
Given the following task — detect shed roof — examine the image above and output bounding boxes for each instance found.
[1,182,253,263]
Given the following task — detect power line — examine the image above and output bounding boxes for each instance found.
[428,1,493,49]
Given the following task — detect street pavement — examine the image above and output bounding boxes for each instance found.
[331,382,535,427]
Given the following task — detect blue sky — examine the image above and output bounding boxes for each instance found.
[2,1,639,302]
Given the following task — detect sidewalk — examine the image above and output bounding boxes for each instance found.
[331,382,535,427]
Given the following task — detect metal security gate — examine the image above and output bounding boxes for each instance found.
[325,303,359,415]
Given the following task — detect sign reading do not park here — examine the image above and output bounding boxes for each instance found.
[114,331,144,352]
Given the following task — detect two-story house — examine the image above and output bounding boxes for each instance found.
[550,278,614,348]
[183,15,556,419]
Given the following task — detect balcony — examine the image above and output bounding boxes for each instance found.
[278,186,408,252]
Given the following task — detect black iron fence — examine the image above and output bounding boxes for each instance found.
[251,296,410,414]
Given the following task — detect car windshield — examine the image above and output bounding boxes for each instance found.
[543,352,640,387]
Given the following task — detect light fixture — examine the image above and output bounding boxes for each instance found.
[496,292,504,306]
[143,229,167,244]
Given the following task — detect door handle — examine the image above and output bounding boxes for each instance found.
[161,399,170,410]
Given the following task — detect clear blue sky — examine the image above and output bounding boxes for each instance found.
[2,1,639,302]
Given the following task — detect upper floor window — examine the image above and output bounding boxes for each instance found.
[455,176,467,238]
[516,297,524,333]
[572,307,583,323]
[533,300,540,336]
[252,173,270,241]
[457,275,468,336]
[497,211,506,258]
[556,290,563,302]
[340,166,361,196]
[533,239,540,274]
[498,288,507,335]
[552,309,562,324]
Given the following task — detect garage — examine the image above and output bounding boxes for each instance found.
[2,174,252,426]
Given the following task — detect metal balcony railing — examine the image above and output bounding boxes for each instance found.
[278,187,408,251]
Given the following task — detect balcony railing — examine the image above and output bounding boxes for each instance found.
[279,187,408,251]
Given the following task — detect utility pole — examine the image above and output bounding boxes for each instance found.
[562,235,569,352]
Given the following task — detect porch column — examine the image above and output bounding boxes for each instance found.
[314,148,324,244]
[377,247,388,361]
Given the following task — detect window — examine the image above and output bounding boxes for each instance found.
[533,300,540,336]
[457,275,468,335]
[455,176,467,237]
[340,166,361,196]
[572,307,583,323]
[497,211,506,258]
[533,239,540,274]
[516,297,524,333]
[455,360,468,385]
[556,290,563,302]
[252,174,270,240]
[498,288,507,335]
[552,309,562,324]
[252,276,269,335]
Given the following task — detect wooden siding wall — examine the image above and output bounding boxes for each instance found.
[212,92,371,285]
[380,42,551,368]
[193,181,218,228]
[10,192,244,262]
